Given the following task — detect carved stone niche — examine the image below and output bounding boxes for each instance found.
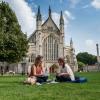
[42,29,47,33]
[48,26,53,32]
[50,33,54,36]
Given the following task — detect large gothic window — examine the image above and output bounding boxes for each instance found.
[43,35,58,61]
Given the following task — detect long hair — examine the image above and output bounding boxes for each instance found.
[34,55,43,67]
[29,55,43,76]
[58,58,65,68]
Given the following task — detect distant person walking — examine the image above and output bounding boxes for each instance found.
[0,66,4,75]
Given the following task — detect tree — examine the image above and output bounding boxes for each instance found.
[0,2,28,64]
[78,61,85,71]
[76,52,97,65]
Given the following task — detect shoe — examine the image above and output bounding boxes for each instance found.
[50,81,59,84]
[36,82,42,85]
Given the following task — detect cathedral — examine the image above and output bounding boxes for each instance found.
[27,6,78,72]
[0,6,78,74]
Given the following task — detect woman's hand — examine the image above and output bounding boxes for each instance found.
[59,73,69,76]
[34,74,43,77]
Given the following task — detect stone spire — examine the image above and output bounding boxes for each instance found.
[36,6,42,31]
[70,38,73,48]
[96,44,100,63]
[37,6,41,21]
[60,11,64,25]
[59,11,64,34]
[49,6,52,17]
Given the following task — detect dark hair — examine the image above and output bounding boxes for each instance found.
[34,55,43,67]
[58,58,65,68]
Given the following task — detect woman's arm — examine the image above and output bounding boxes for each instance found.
[56,66,69,76]
[59,73,69,76]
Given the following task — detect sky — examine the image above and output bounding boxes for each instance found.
[1,0,100,55]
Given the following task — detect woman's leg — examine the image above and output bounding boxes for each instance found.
[36,77,44,83]
[56,76,63,82]
[36,76,48,83]
[41,76,48,82]
[56,75,71,82]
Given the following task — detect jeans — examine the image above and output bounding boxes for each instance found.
[36,76,48,83]
[56,75,71,82]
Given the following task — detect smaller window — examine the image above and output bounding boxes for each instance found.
[31,54,36,62]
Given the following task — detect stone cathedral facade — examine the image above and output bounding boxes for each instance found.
[27,6,78,72]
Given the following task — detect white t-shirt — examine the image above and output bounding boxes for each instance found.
[57,64,75,81]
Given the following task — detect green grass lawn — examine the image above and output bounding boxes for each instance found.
[0,72,100,100]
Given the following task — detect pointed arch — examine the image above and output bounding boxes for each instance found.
[43,35,58,61]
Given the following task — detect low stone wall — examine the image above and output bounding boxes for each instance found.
[83,65,100,72]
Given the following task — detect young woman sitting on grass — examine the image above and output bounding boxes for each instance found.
[56,58,75,82]
[24,55,48,85]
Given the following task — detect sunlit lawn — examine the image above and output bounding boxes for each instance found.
[0,72,100,100]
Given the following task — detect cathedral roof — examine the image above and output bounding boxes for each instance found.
[42,16,60,33]
[28,30,37,41]
[42,5,60,33]
[28,16,61,41]
[29,6,62,40]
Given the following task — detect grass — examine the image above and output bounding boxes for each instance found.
[0,72,100,100]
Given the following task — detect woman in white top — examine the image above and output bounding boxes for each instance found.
[56,58,75,82]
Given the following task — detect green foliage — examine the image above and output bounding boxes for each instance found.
[78,61,85,71]
[0,2,28,63]
[78,61,85,68]
[76,52,97,65]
